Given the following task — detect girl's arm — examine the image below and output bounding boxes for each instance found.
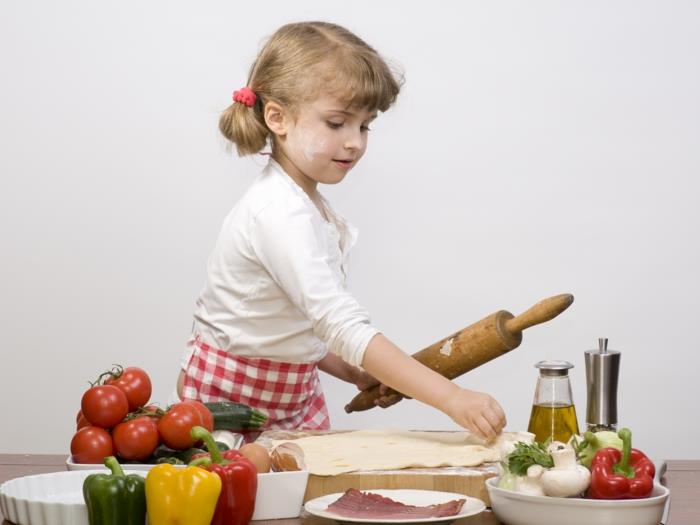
[317,352,360,383]
[361,333,506,439]
[318,352,401,408]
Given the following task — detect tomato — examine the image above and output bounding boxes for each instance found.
[76,410,91,430]
[183,400,214,432]
[113,416,159,461]
[70,426,114,464]
[157,402,204,450]
[81,384,129,429]
[105,366,152,411]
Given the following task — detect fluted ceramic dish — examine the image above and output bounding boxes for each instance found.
[0,469,147,525]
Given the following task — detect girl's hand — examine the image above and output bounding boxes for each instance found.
[444,389,507,440]
[354,370,403,409]
[317,353,402,408]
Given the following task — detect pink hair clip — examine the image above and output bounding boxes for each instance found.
[232,86,257,107]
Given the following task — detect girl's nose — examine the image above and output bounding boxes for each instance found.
[344,129,364,151]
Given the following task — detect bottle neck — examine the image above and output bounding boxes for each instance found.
[533,374,574,406]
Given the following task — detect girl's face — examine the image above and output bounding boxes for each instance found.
[273,93,377,189]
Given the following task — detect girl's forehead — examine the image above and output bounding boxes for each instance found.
[307,93,377,118]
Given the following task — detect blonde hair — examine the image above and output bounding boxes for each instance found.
[219,21,403,156]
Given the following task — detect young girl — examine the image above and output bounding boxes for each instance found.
[176,21,506,440]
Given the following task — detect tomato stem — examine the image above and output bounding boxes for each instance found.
[92,364,124,386]
[123,405,165,421]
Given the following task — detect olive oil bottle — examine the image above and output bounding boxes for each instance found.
[527,361,580,443]
[528,403,580,443]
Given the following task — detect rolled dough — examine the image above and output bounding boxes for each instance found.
[270,429,526,476]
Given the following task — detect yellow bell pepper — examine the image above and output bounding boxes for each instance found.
[145,463,222,525]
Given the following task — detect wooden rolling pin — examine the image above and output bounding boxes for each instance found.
[345,293,574,413]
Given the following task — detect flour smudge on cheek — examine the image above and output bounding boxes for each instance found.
[291,127,328,163]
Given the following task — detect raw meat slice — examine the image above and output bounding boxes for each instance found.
[326,489,466,519]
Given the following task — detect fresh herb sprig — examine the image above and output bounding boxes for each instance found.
[507,441,554,476]
[570,434,589,461]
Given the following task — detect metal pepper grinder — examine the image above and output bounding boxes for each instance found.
[584,337,621,432]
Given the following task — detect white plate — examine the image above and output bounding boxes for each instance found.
[486,477,670,525]
[0,470,148,525]
[304,489,485,523]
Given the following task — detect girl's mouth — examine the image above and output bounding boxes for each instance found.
[333,159,354,170]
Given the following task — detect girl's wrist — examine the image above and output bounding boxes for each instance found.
[432,381,462,416]
[350,366,363,386]
[352,367,375,390]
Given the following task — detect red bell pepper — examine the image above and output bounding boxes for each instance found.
[586,427,655,499]
[190,426,258,525]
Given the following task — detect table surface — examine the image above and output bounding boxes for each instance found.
[0,455,697,524]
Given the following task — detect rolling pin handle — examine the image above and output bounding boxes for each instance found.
[345,385,405,413]
[504,293,574,334]
[345,385,381,413]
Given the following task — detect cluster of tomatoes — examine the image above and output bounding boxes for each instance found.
[71,365,214,464]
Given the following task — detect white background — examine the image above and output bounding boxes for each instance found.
[1,1,698,461]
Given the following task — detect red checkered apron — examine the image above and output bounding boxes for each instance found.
[181,338,330,441]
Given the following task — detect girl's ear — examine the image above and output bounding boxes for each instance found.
[264,101,288,137]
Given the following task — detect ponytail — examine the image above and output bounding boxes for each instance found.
[218,98,270,156]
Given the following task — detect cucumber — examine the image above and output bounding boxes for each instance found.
[150,444,179,462]
[155,456,184,465]
[149,444,204,465]
[175,447,207,464]
[203,401,268,430]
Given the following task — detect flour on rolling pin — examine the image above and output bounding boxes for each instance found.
[439,338,455,356]
[266,429,530,476]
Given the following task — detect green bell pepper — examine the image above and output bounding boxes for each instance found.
[82,456,146,525]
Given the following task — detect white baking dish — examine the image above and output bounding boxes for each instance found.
[0,470,147,525]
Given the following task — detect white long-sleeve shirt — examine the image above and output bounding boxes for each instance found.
[180,159,379,370]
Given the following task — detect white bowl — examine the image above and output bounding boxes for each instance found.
[253,470,309,520]
[65,456,184,471]
[0,470,148,525]
[485,477,670,525]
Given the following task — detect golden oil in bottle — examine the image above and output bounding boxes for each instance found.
[527,403,580,443]
[528,361,580,443]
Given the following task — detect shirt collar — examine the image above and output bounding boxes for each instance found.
[265,158,359,253]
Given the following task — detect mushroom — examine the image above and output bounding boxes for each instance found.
[513,464,546,496]
[540,445,591,497]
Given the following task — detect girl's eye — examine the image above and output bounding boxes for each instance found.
[361,125,372,132]
[326,121,344,129]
